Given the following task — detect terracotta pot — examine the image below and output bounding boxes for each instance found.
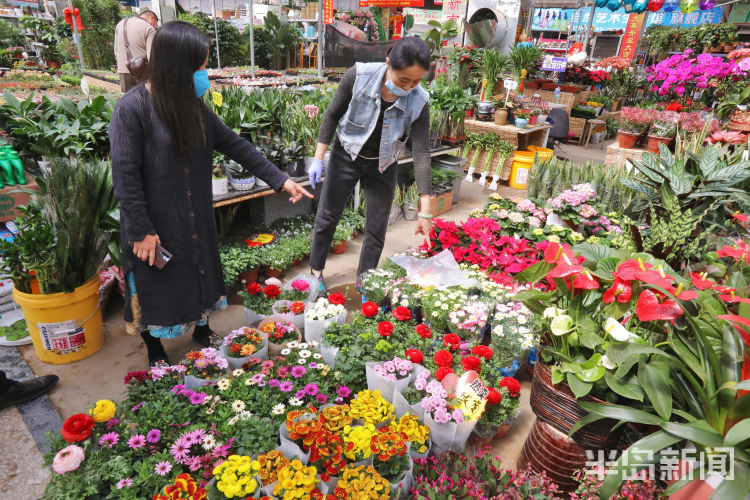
[494,108,508,126]
[541,82,557,91]
[263,266,282,278]
[238,268,260,284]
[518,419,588,492]
[618,131,639,149]
[331,241,347,254]
[647,135,672,153]
[495,421,513,439]
[560,84,582,93]
[525,81,539,90]
[529,115,538,125]
[292,258,301,266]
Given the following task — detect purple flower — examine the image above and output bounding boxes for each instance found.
[106,418,119,430]
[308,362,317,369]
[251,374,265,384]
[171,384,187,395]
[189,392,205,405]
[277,366,292,378]
[279,381,294,392]
[337,386,351,398]
[291,366,306,378]
[154,461,172,476]
[131,401,144,412]
[116,478,133,489]
[127,434,146,450]
[303,383,319,396]
[146,429,161,443]
[170,440,189,462]
[268,378,281,387]
[295,390,306,400]
[99,432,119,448]
[315,393,327,404]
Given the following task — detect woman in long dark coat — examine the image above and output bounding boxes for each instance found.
[110,21,312,367]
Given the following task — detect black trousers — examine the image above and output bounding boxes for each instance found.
[309,140,398,278]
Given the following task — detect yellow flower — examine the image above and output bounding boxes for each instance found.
[89,399,116,423]
[211,91,223,107]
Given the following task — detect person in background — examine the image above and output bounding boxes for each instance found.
[389,8,404,40]
[0,371,58,410]
[307,36,432,295]
[109,21,312,367]
[114,9,158,93]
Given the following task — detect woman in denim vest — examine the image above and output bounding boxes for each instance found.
[308,37,433,293]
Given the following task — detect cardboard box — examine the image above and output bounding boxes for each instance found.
[428,191,453,217]
[0,173,40,222]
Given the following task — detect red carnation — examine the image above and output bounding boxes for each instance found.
[443,333,461,351]
[416,324,432,339]
[247,282,262,295]
[461,355,482,372]
[61,413,95,443]
[471,345,493,360]
[393,306,412,321]
[435,366,454,381]
[486,387,502,405]
[405,349,424,364]
[377,321,394,337]
[499,377,521,397]
[263,284,281,298]
[329,292,346,306]
[434,349,453,368]
[361,301,379,318]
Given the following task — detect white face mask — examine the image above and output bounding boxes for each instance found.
[385,69,414,97]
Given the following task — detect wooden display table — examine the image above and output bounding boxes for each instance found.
[605,142,648,169]
[465,119,552,150]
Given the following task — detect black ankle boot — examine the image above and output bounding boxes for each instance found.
[140,331,169,367]
[0,375,59,410]
[192,323,215,348]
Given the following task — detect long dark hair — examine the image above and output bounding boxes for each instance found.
[149,21,210,156]
[386,37,430,71]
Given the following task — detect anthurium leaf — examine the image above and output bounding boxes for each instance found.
[550,366,565,385]
[604,371,644,402]
[639,358,673,420]
[709,461,750,500]
[577,365,605,383]
[724,418,750,447]
[566,372,593,398]
[581,353,602,370]
[579,330,604,349]
[561,361,582,374]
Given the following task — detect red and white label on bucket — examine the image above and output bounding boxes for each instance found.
[38,320,87,354]
[515,167,529,186]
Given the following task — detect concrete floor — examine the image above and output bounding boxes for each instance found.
[2,169,554,499]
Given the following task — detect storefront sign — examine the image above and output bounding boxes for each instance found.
[618,13,644,62]
[8,0,39,6]
[324,0,334,24]
[441,0,467,25]
[360,0,425,6]
[541,55,568,72]
[533,5,723,32]
[404,7,442,24]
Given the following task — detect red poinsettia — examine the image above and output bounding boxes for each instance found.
[635,289,683,321]
[434,349,453,368]
[603,276,633,304]
[263,285,281,298]
[393,306,412,321]
[377,321,393,337]
[443,334,461,351]
[405,349,424,364]
[361,301,379,318]
[461,356,482,372]
[499,377,521,397]
[328,292,346,306]
[435,366,453,381]
[247,282,262,295]
[416,324,432,339]
[471,345,493,361]
[486,387,502,405]
[690,272,717,290]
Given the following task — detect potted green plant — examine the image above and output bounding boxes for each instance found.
[225,159,256,191]
[284,140,307,177]
[509,43,543,88]
[331,222,351,254]
[402,183,419,221]
[647,110,678,153]
[42,44,62,68]
[212,166,228,196]
[618,107,654,148]
[429,84,478,146]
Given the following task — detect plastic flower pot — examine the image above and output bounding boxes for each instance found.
[331,241,347,254]
[259,315,302,356]
[494,415,518,439]
[278,423,311,464]
[220,337,267,369]
[243,307,267,326]
[618,130,640,149]
[403,203,418,221]
[528,115,538,125]
[184,374,220,389]
[537,113,548,124]
[320,342,339,367]
[647,135,672,153]
[408,436,431,461]
[515,118,529,129]
[473,423,498,448]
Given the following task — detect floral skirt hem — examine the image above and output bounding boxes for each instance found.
[125,272,227,339]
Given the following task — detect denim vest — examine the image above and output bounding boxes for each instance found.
[337,62,429,172]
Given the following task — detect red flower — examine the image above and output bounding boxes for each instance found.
[690,272,717,290]
[461,355,482,372]
[573,272,599,290]
[61,414,95,443]
[263,285,281,298]
[471,345,493,360]
[361,301,379,318]
[247,282,262,295]
[393,306,412,321]
[721,293,750,305]
[717,241,750,263]
[486,387,502,405]
[635,289,683,322]
[543,242,575,264]
[499,377,521,397]
[377,321,394,337]
[443,333,461,351]
[434,349,453,368]
[405,349,424,364]
[614,259,646,281]
[329,292,346,306]
[435,366,453,381]
[731,212,748,225]
[603,277,633,304]
[416,324,432,339]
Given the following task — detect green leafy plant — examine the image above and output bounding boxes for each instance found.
[481,48,512,91]
[421,20,458,60]
[179,10,248,67]
[261,11,301,70]
[508,43,543,81]
[72,0,122,69]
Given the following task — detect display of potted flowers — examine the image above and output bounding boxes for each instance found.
[647,110,678,153]
[545,183,599,229]
[154,473,207,500]
[533,97,550,124]
[393,413,431,459]
[474,378,521,442]
[180,347,229,388]
[528,106,540,125]
[220,326,267,370]
[349,389,395,426]
[447,301,489,340]
[271,300,306,330]
[258,317,301,356]
[342,423,377,465]
[366,356,416,402]
[304,294,347,344]
[281,278,314,302]
[272,459,320,498]
[257,450,290,487]
[513,108,530,129]
[334,465,391,499]
[618,106,655,148]
[209,455,261,499]
[486,300,537,379]
[239,281,281,324]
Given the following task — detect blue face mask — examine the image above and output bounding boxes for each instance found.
[385,71,414,98]
[193,70,209,98]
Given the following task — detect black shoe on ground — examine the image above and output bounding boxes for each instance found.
[0,375,59,410]
[192,324,216,348]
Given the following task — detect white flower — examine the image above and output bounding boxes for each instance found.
[441,304,449,310]
[281,348,291,355]
[245,378,254,386]
[228,416,239,425]
[310,341,319,348]
[313,353,322,359]
[232,369,244,377]
[435,300,442,306]
[289,397,303,406]
[297,359,306,365]
[604,317,635,341]
[299,349,311,359]
[432,311,439,317]
[287,341,299,348]
[232,400,246,413]
[543,307,566,318]
[272,404,286,415]
[240,411,253,421]
[202,435,217,451]
[298,343,309,349]
[318,363,327,370]
[217,378,230,391]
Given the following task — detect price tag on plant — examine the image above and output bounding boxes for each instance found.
[453,371,488,421]
[541,55,568,72]
[503,79,519,91]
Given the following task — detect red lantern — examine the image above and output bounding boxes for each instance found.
[647,0,664,10]
[63,7,84,31]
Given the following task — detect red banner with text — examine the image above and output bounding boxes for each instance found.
[359,0,425,7]
[324,0,334,24]
[618,13,644,62]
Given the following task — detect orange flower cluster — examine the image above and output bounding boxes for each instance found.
[308,429,346,481]
[321,404,353,434]
[369,426,408,462]
[152,473,206,500]
[257,450,290,485]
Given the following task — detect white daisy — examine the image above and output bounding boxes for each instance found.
[232,369,244,377]
[313,353,322,359]
[432,311,439,317]
[272,403,286,415]
[240,411,253,421]
[205,408,214,415]
[245,378,254,386]
[203,395,213,402]
[298,343,309,349]
[299,349,311,359]
[287,341,299,348]
[232,400,246,413]
[288,397,303,406]
[441,304,449,310]
[228,415,239,425]
[217,378,230,391]
[297,359,306,365]
[202,435,217,451]
[280,348,291,356]
[309,341,319,348]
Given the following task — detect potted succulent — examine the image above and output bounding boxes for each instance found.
[224,159,256,191]
[212,166,228,196]
[647,110,678,153]
[513,108,531,129]
[402,184,419,221]
[618,107,654,149]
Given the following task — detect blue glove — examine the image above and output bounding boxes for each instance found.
[308,158,324,189]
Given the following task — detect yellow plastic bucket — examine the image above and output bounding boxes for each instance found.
[13,277,104,364]
[509,151,536,189]
[526,145,554,164]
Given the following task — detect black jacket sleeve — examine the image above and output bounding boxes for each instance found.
[316,66,357,145]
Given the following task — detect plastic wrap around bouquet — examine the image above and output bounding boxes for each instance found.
[278,422,312,465]
[392,365,430,421]
[390,249,480,290]
[366,358,421,405]
[219,326,268,370]
[320,341,339,368]
[304,297,347,344]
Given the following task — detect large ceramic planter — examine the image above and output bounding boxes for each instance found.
[476,101,494,121]
[494,108,508,125]
[618,131,639,149]
[647,134,672,153]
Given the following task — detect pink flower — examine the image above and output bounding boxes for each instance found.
[128,434,146,450]
[154,461,172,476]
[291,279,310,292]
[146,429,161,443]
[52,445,85,474]
[99,432,119,448]
[116,478,133,489]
